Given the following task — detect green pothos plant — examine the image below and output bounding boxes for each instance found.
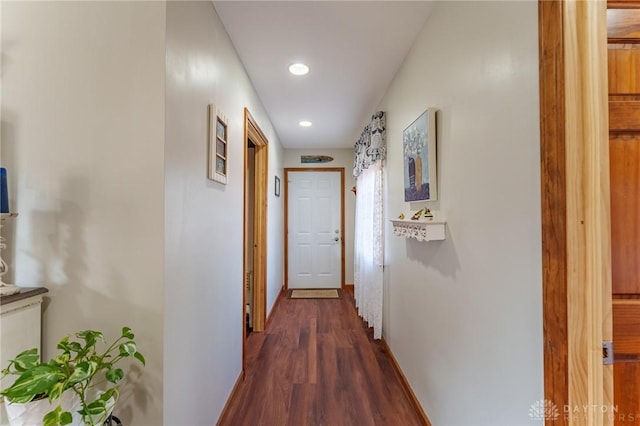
[1,327,145,426]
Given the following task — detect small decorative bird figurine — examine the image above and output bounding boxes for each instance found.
[424,208,433,220]
[411,208,424,220]
[398,213,405,219]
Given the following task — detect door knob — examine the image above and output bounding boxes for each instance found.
[334,237,339,242]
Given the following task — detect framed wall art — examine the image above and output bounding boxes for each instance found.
[208,104,229,184]
[403,108,437,202]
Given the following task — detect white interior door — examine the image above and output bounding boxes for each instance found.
[288,171,341,289]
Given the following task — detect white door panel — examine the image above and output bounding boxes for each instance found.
[288,171,341,289]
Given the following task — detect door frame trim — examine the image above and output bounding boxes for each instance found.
[242,108,268,374]
[283,167,345,290]
[539,1,613,423]
[539,1,569,417]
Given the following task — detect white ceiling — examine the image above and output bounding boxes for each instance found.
[213,1,434,149]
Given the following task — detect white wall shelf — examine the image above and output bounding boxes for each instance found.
[391,219,446,242]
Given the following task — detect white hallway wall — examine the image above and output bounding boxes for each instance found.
[283,148,355,286]
[379,2,543,425]
[1,2,166,425]
[2,1,284,424]
[164,2,284,424]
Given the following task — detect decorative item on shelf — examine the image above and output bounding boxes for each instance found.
[424,208,433,220]
[1,327,145,426]
[398,213,404,219]
[408,208,433,222]
[0,212,20,296]
[1,168,9,214]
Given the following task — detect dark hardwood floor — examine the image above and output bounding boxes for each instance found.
[218,290,426,426]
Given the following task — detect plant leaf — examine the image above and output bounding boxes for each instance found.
[42,405,72,426]
[134,351,146,366]
[57,339,71,353]
[76,330,104,347]
[2,393,36,404]
[67,361,96,384]
[48,381,65,402]
[42,406,60,426]
[59,411,73,425]
[67,342,82,353]
[122,326,134,339]
[100,388,117,402]
[81,398,106,415]
[106,368,124,384]
[1,365,62,402]
[53,353,70,365]
[119,342,136,357]
[56,336,69,348]
[11,348,40,372]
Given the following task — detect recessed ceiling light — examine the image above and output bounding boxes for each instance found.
[299,121,312,127]
[289,63,309,76]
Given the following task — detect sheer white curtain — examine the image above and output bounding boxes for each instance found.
[353,111,385,339]
[354,161,384,338]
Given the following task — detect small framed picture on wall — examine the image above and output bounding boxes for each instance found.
[208,104,229,184]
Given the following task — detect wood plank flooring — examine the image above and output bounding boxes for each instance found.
[218,290,426,426]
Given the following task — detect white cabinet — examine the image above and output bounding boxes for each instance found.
[0,288,47,425]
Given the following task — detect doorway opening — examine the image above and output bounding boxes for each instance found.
[243,108,268,374]
[245,143,256,336]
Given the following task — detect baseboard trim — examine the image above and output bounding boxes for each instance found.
[344,283,354,292]
[381,337,432,426]
[216,372,243,426]
[265,287,286,328]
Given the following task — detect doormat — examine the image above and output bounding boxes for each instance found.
[289,289,340,299]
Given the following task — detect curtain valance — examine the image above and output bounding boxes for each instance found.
[353,111,386,178]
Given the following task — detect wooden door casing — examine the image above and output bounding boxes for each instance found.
[539,3,613,423]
